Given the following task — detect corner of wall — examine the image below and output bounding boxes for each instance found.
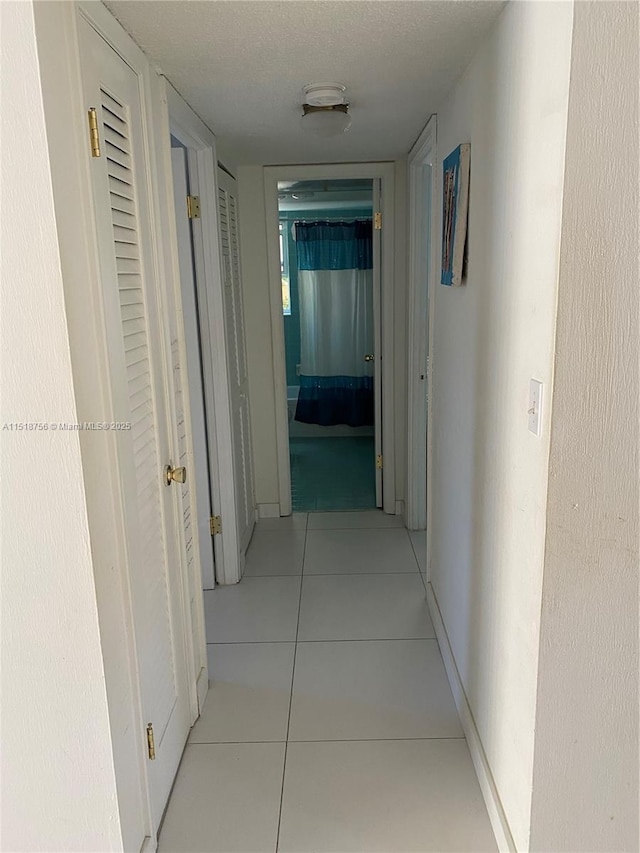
[529,3,640,849]
[2,3,123,848]
[237,165,280,506]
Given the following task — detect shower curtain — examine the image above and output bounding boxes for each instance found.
[294,220,374,427]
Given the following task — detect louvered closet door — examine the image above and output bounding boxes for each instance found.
[78,18,191,832]
[217,168,255,555]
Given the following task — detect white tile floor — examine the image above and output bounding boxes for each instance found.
[159,512,497,853]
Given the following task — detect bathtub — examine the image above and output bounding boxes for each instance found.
[287,385,300,425]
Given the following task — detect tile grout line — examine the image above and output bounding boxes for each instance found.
[274,513,308,852]
[244,571,420,579]
[189,736,467,746]
[208,638,438,646]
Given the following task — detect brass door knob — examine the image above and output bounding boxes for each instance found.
[364,354,375,362]
[164,464,187,486]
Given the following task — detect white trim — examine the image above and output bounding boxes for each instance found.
[139,836,155,853]
[372,178,383,507]
[263,162,396,516]
[169,145,216,592]
[196,666,209,713]
[264,174,293,516]
[425,141,439,580]
[425,582,516,853]
[258,503,282,519]
[165,81,242,586]
[406,116,437,533]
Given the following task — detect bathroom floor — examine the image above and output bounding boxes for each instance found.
[289,436,376,511]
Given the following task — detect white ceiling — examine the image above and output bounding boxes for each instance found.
[105,0,505,167]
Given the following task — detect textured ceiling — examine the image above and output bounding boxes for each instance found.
[105,0,505,166]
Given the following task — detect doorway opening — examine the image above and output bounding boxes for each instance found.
[167,84,249,586]
[265,163,396,518]
[277,178,378,512]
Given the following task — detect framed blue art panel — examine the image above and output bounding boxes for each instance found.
[441,143,470,286]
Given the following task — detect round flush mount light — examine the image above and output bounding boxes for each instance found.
[301,83,351,137]
[303,82,346,107]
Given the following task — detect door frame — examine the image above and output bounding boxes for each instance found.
[163,80,243,585]
[406,117,437,568]
[264,162,396,516]
[169,144,216,592]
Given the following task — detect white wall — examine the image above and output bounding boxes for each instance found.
[529,3,639,850]
[0,3,123,849]
[238,163,408,513]
[428,3,573,849]
[237,166,281,507]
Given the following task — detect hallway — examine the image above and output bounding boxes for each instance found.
[159,512,497,852]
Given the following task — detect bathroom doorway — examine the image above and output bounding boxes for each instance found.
[278,178,378,511]
[265,163,396,517]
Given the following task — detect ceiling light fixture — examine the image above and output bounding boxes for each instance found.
[301,83,351,137]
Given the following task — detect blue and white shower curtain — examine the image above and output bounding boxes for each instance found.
[294,220,374,427]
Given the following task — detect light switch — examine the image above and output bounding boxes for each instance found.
[528,379,543,435]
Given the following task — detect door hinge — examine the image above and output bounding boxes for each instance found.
[87,107,101,158]
[376,454,383,470]
[146,723,156,760]
[187,195,201,219]
[210,515,222,536]
[374,211,382,230]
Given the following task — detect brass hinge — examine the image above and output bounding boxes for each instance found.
[87,107,101,158]
[146,723,156,760]
[376,454,383,470]
[210,515,222,536]
[374,211,382,230]
[187,195,201,219]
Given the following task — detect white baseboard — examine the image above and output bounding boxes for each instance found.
[395,499,405,517]
[196,665,208,714]
[257,503,280,519]
[139,834,156,853]
[425,582,517,853]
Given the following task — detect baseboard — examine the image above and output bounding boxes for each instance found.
[196,664,208,713]
[395,499,405,517]
[139,834,156,853]
[425,582,517,853]
[257,503,280,519]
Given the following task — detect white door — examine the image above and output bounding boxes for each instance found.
[217,168,255,555]
[372,178,383,507]
[171,146,216,591]
[79,18,191,830]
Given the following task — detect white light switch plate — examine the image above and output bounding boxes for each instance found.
[528,379,543,435]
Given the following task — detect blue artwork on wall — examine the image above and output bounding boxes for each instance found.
[441,143,471,287]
